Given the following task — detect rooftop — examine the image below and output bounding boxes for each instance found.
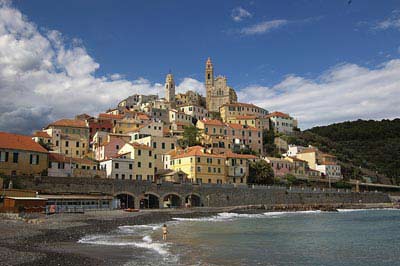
[0,132,48,153]
[48,119,88,128]
[266,111,291,119]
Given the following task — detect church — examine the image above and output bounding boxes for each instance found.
[205,58,237,113]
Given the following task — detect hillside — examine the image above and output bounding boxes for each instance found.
[286,119,400,185]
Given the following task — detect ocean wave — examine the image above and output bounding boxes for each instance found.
[337,208,400,212]
[78,234,169,255]
[118,224,162,234]
[172,210,322,222]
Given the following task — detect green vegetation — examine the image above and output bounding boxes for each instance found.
[262,129,281,157]
[248,160,274,185]
[178,125,202,148]
[288,119,400,185]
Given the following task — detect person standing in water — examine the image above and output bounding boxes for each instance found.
[162,224,168,241]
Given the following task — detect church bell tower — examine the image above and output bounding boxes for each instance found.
[205,57,214,110]
[165,73,175,104]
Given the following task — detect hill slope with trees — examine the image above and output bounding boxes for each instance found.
[286,119,400,185]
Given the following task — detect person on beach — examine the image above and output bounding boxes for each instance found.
[162,224,168,241]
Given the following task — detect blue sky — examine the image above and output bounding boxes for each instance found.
[1,0,400,133]
[13,0,400,86]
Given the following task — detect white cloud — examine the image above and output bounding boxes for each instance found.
[237,60,400,129]
[176,77,205,95]
[0,2,166,134]
[240,19,288,35]
[231,7,252,22]
[374,10,400,30]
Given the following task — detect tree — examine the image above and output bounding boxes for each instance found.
[178,125,202,148]
[248,160,274,185]
[38,139,52,151]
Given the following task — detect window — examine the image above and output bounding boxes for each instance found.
[12,152,18,163]
[149,162,152,168]
[116,145,119,150]
[65,150,68,155]
[115,163,119,169]
[129,174,133,180]
[208,167,211,173]
[138,149,141,156]
[197,157,200,163]
[115,174,119,179]
[197,166,201,172]
[138,162,141,168]
[29,154,39,165]
[129,164,132,169]
[162,142,165,149]
[76,141,80,148]
[56,140,59,146]
[218,168,221,173]
[208,179,211,183]
[121,174,125,180]
[0,151,8,162]
[65,141,69,147]
[149,150,152,156]
[76,150,79,156]
[153,142,157,148]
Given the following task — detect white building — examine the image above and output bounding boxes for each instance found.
[168,109,193,125]
[129,121,164,140]
[316,164,342,180]
[286,144,307,157]
[179,105,209,121]
[266,111,298,134]
[100,154,135,180]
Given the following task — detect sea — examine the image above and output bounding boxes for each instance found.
[78,209,400,266]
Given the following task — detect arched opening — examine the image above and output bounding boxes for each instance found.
[185,194,201,207]
[140,193,160,209]
[116,194,135,209]
[163,194,182,208]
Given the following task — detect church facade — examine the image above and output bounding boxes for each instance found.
[205,58,237,113]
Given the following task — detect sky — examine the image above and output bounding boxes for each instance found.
[0,0,399,134]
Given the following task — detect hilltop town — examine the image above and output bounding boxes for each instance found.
[1,58,343,190]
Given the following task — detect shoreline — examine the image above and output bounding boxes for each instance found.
[0,203,395,266]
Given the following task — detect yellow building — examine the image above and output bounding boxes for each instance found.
[225,150,258,184]
[284,157,308,178]
[0,132,48,176]
[220,102,268,122]
[43,119,89,158]
[118,142,155,181]
[133,135,177,172]
[226,115,270,131]
[170,146,226,184]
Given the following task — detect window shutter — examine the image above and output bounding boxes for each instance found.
[5,152,8,162]
[30,154,33,164]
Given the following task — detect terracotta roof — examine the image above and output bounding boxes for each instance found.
[226,123,259,131]
[49,153,96,165]
[33,131,51,138]
[287,156,308,163]
[224,150,258,159]
[0,132,48,153]
[199,119,225,126]
[127,142,153,150]
[98,113,125,120]
[266,111,291,119]
[321,153,336,158]
[137,113,150,120]
[172,146,225,159]
[48,119,88,128]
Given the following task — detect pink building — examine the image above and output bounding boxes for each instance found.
[94,136,127,161]
[264,157,293,178]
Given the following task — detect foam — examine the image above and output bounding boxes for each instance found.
[337,208,400,212]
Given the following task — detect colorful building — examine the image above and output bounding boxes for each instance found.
[0,132,48,176]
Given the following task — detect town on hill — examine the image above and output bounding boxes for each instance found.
[0,58,397,211]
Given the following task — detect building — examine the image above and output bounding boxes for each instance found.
[225,150,258,184]
[165,73,175,105]
[179,105,209,121]
[264,157,293,178]
[48,153,105,178]
[170,146,226,184]
[284,157,308,179]
[100,154,135,180]
[296,148,342,180]
[286,145,307,157]
[116,142,156,181]
[129,121,164,140]
[220,102,268,122]
[176,90,206,107]
[155,169,188,183]
[118,94,159,110]
[94,135,128,161]
[32,131,52,147]
[43,119,89,158]
[196,119,263,155]
[226,115,270,132]
[266,111,298,134]
[0,132,49,176]
[205,58,237,113]
[133,135,177,172]
[168,109,193,125]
